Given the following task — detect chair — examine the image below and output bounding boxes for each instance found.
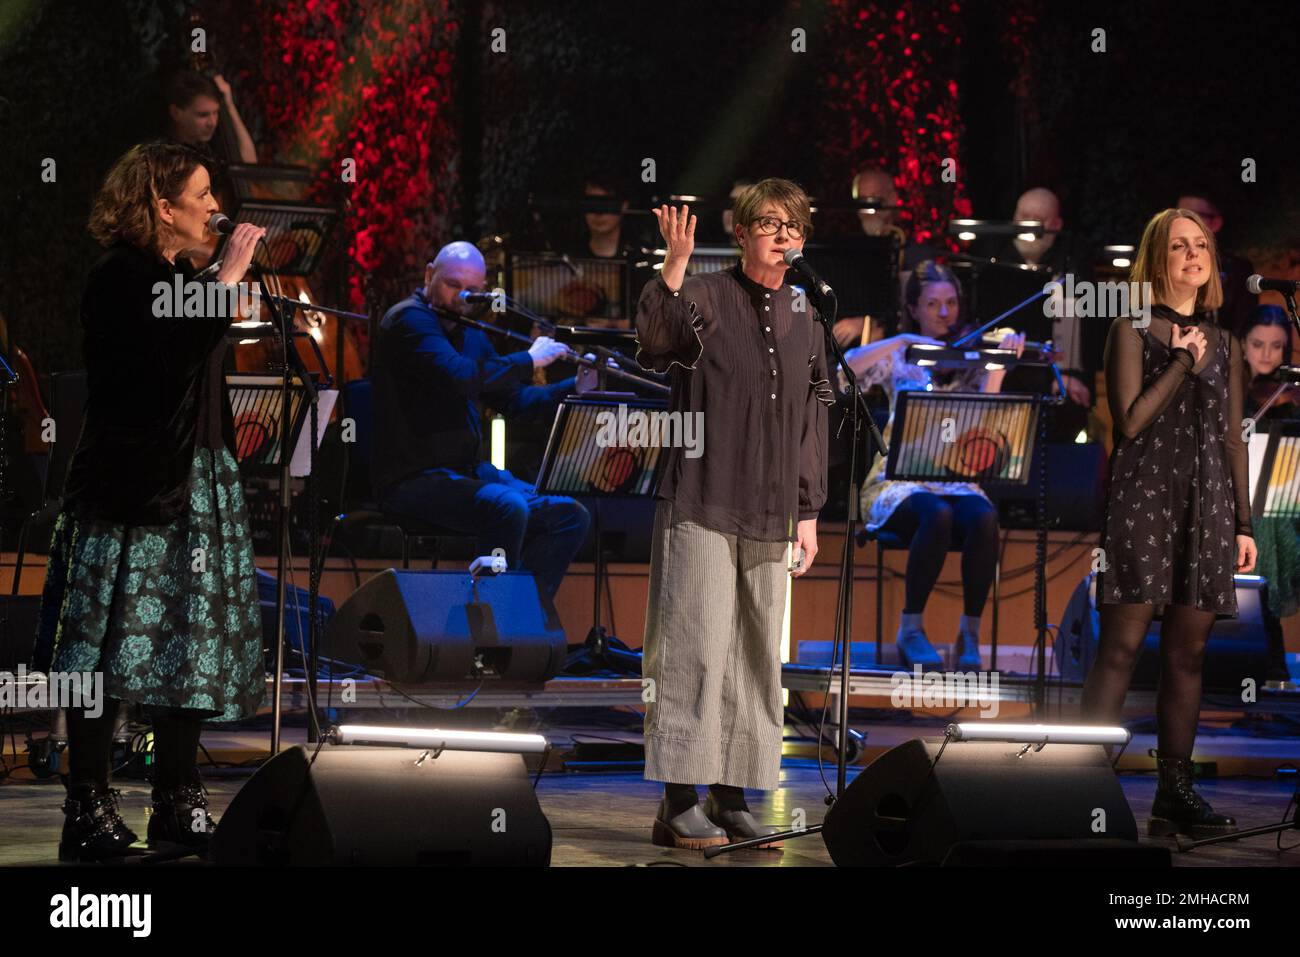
[855,522,1002,670]
[12,371,86,595]
[322,378,477,586]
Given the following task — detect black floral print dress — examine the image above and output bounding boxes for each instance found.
[1098,305,1253,614]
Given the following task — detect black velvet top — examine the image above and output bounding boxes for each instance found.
[63,243,236,526]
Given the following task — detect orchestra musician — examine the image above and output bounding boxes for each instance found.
[843,260,1024,670]
[369,241,591,601]
[1239,304,1300,684]
[830,167,936,348]
[163,69,257,165]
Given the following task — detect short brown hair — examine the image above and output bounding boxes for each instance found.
[87,140,209,252]
[1130,208,1223,313]
[165,69,221,109]
[732,177,813,240]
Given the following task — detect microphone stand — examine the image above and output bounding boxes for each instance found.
[250,270,371,756]
[710,285,888,855]
[251,263,313,757]
[0,350,16,679]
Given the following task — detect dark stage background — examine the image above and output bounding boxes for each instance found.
[2,0,1299,377]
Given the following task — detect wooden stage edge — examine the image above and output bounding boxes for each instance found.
[6,525,1299,662]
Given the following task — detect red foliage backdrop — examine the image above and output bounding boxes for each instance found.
[243,0,459,327]
[818,0,971,248]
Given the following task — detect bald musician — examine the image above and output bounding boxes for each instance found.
[370,241,591,598]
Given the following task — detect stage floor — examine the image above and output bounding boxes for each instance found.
[3,745,1297,868]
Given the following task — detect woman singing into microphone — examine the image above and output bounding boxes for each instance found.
[1084,207,1255,837]
[634,178,832,849]
[34,141,267,862]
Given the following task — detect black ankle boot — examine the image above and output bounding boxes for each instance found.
[147,773,217,849]
[1149,755,1237,837]
[59,784,145,863]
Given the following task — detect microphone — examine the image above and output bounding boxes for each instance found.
[1247,274,1300,295]
[457,290,498,303]
[207,212,235,235]
[782,248,833,298]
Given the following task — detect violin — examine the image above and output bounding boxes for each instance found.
[978,325,1063,364]
[1248,371,1300,418]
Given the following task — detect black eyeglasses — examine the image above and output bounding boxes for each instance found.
[752,216,807,239]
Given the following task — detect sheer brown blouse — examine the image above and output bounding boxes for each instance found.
[634,266,834,542]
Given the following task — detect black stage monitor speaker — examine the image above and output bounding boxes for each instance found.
[319,569,566,682]
[210,745,552,866]
[821,738,1138,867]
[1056,572,1272,692]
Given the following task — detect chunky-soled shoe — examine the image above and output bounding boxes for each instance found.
[147,775,218,849]
[59,784,146,863]
[897,628,942,668]
[702,793,784,849]
[651,797,728,850]
[954,633,982,671]
[1148,755,1237,838]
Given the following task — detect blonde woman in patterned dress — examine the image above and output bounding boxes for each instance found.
[1083,208,1255,837]
[843,261,1023,669]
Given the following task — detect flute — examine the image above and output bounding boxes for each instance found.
[434,307,671,396]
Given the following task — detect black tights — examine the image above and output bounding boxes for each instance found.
[879,493,999,617]
[66,699,203,792]
[1080,602,1216,758]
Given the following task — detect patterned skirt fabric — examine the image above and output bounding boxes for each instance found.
[32,447,265,722]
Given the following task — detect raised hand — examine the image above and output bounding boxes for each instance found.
[653,204,695,292]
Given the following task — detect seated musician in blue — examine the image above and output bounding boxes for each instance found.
[370,241,590,599]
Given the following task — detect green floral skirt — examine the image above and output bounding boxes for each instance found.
[33,447,265,722]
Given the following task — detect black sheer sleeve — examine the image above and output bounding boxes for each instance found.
[1105,318,1195,440]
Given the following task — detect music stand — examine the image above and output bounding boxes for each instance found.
[226,373,336,478]
[886,391,1040,486]
[535,394,670,671]
[1250,419,1300,521]
[506,251,631,322]
[886,390,1055,695]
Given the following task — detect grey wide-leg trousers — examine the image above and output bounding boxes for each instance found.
[641,500,790,791]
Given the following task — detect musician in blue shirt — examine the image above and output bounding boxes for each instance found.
[371,241,590,599]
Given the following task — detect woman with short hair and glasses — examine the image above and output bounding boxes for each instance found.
[633,178,833,849]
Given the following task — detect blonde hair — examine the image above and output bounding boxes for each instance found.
[1130,208,1224,313]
